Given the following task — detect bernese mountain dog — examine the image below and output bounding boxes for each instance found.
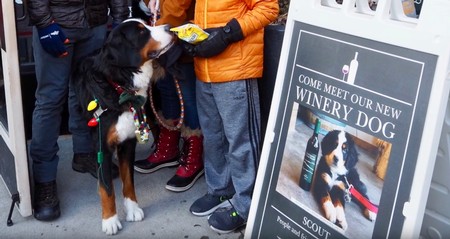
[312,130,376,231]
[72,18,174,235]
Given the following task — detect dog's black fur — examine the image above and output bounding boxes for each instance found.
[72,19,174,235]
[312,130,376,230]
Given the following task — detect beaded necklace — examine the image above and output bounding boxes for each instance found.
[148,78,185,131]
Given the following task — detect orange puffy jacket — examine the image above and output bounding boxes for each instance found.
[193,0,278,83]
[155,0,195,27]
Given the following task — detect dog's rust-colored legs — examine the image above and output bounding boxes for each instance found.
[334,200,348,231]
[117,139,144,222]
[98,128,122,235]
[99,180,122,235]
[99,185,117,219]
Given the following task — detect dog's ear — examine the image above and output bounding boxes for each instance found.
[150,60,166,82]
[105,45,142,68]
[156,44,184,80]
[103,43,142,68]
[102,25,144,68]
[344,133,359,168]
[321,130,340,155]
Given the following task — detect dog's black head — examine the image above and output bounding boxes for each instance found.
[102,18,174,68]
[73,18,175,115]
[320,130,359,175]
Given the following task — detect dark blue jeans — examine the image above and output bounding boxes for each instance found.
[156,62,200,130]
[30,25,107,183]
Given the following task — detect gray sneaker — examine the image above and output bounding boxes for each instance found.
[208,206,246,234]
[190,193,232,216]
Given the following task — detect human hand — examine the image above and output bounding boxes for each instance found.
[186,19,244,58]
[37,22,69,58]
[139,0,159,25]
[148,0,158,15]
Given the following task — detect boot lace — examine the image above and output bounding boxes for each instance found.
[36,183,58,205]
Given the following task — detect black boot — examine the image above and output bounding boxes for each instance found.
[33,181,60,221]
[72,153,119,179]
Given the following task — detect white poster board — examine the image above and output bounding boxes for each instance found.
[247,0,450,238]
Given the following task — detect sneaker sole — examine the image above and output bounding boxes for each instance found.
[191,199,231,217]
[165,169,205,192]
[209,222,246,234]
[134,161,179,174]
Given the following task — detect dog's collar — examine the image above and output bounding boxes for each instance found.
[149,40,175,59]
[106,78,151,143]
[107,79,126,95]
[106,78,147,109]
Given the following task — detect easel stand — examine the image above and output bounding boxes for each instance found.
[7,193,20,226]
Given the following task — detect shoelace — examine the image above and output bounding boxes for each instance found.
[36,184,57,204]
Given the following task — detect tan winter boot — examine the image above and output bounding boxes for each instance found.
[134,117,181,174]
[165,126,204,192]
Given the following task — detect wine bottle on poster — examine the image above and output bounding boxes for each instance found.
[299,118,321,191]
[347,52,359,85]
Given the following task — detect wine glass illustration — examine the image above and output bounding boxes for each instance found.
[342,64,349,81]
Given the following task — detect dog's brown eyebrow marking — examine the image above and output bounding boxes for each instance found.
[325,153,335,166]
[141,38,161,63]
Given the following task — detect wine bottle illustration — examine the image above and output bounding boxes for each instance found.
[347,52,359,85]
[299,118,321,191]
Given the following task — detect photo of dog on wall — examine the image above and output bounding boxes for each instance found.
[275,103,389,238]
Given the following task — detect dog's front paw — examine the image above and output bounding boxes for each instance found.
[335,205,348,231]
[336,218,348,231]
[124,198,144,222]
[364,209,377,221]
[322,200,337,223]
[102,214,122,235]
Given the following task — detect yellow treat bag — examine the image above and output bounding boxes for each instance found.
[170,23,209,44]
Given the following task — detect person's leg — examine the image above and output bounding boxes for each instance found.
[158,73,181,120]
[67,25,107,154]
[134,71,181,173]
[165,62,204,192]
[213,79,261,220]
[30,26,73,184]
[30,26,75,221]
[189,80,235,216]
[195,80,235,195]
[65,25,119,179]
[176,62,200,130]
[207,79,261,233]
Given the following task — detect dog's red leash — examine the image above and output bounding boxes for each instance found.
[344,176,379,214]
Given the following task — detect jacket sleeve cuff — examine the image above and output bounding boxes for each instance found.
[225,18,244,43]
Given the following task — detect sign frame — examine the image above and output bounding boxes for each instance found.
[246,0,450,238]
[0,0,32,217]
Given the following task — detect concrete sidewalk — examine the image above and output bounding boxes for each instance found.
[0,135,244,239]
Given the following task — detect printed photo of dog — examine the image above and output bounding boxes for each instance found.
[72,18,174,235]
[276,103,386,238]
[312,130,377,231]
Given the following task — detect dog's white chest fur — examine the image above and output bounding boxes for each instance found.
[114,61,153,143]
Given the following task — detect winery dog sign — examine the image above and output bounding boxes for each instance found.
[246,1,450,238]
